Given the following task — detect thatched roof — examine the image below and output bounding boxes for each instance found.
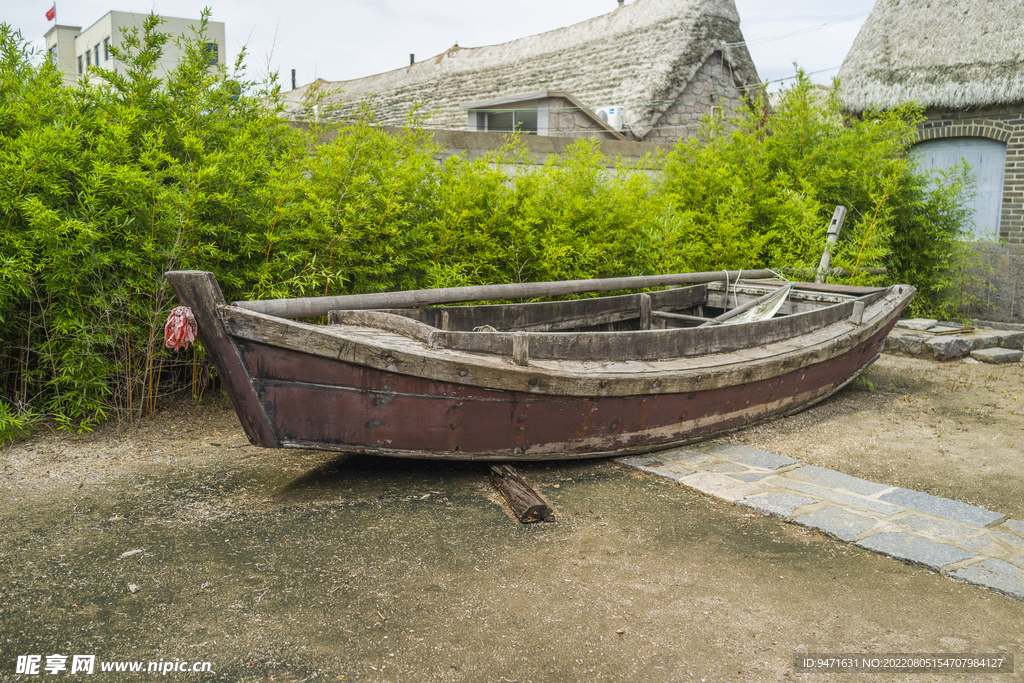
[838,0,1024,113]
[285,0,760,139]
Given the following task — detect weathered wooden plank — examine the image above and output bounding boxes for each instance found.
[327,309,435,342]
[432,300,856,362]
[374,285,707,333]
[489,464,555,522]
[233,270,771,318]
[239,328,892,460]
[652,311,714,324]
[164,271,278,448]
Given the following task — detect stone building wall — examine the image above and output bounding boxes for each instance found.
[962,242,1024,324]
[545,97,621,140]
[643,51,751,144]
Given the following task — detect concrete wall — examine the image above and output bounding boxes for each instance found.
[297,124,672,170]
[45,11,225,82]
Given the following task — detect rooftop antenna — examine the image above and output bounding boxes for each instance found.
[291,69,296,90]
[410,53,414,65]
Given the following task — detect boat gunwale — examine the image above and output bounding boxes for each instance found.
[218,283,914,398]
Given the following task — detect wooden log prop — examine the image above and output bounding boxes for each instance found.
[815,206,847,283]
[489,464,555,523]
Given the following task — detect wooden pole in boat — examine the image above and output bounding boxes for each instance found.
[697,287,787,327]
[815,206,847,283]
[232,269,778,319]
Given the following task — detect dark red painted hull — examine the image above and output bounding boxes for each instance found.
[164,270,912,461]
[235,325,889,460]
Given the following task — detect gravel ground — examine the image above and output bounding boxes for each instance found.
[1,353,1022,682]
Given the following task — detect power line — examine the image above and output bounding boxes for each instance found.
[725,9,870,48]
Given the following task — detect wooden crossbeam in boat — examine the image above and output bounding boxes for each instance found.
[233,269,777,319]
[652,310,715,324]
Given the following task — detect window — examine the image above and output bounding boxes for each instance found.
[95,44,100,65]
[485,109,537,134]
[78,55,83,73]
[204,43,218,66]
[104,37,110,61]
[914,136,1007,240]
[85,50,90,67]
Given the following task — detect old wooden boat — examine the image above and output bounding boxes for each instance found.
[165,269,914,461]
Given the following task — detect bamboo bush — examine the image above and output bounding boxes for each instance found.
[0,20,976,443]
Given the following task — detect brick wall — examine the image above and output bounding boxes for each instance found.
[919,107,1024,322]
[919,106,1024,244]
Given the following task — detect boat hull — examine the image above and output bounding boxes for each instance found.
[165,270,911,461]
[235,327,888,460]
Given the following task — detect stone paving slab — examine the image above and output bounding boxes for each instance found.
[896,514,982,542]
[971,347,1024,364]
[679,473,760,503]
[1003,519,1024,537]
[618,442,1024,603]
[704,443,799,470]
[738,492,819,519]
[771,478,904,516]
[950,560,1024,601]
[856,532,978,572]
[657,448,719,468]
[794,506,878,543]
[879,488,1006,527]
[782,464,891,497]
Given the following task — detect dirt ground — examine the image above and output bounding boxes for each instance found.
[1,354,1023,682]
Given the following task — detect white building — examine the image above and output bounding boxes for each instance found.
[44,11,226,83]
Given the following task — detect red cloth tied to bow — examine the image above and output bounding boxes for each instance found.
[164,306,196,351]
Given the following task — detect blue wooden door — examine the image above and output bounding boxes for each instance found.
[914,137,1007,240]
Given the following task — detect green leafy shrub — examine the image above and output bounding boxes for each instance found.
[659,71,977,309]
[0,24,976,445]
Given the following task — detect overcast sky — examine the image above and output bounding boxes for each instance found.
[9,0,875,92]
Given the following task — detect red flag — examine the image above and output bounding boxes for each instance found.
[46,4,56,21]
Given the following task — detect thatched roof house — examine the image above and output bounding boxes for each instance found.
[838,0,1024,322]
[838,0,1024,113]
[285,0,761,143]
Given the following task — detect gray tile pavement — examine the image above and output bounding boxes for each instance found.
[619,443,1024,603]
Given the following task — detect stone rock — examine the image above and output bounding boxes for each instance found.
[705,443,800,470]
[997,331,1024,350]
[971,331,1005,350]
[897,318,938,330]
[970,347,1023,364]
[926,336,975,361]
[885,330,928,355]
